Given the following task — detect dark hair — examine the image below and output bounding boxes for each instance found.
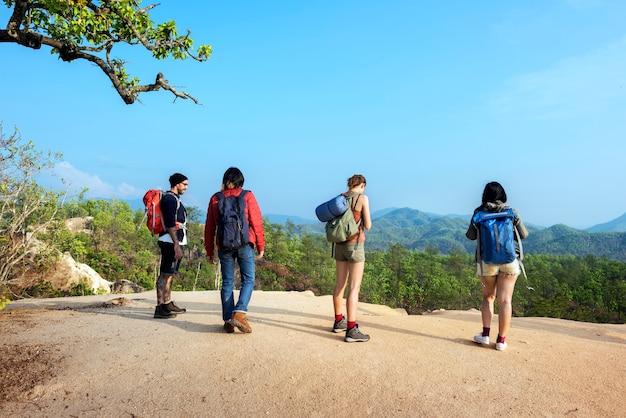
[222,167,245,189]
[347,174,366,189]
[169,173,188,187]
[481,181,507,205]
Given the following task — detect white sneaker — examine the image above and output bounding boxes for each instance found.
[473,334,489,345]
[495,341,508,351]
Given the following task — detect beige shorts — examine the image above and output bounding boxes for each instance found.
[333,242,365,263]
[476,259,520,276]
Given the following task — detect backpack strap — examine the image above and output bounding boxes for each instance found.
[352,194,362,249]
[216,190,247,201]
[513,222,534,290]
[506,207,533,289]
[474,219,484,283]
[216,190,247,217]
[163,190,185,230]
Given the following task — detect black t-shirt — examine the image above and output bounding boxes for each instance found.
[159,191,186,242]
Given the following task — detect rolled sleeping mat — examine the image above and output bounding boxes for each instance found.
[315,195,348,222]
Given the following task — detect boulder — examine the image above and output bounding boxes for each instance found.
[111,279,145,294]
[43,252,112,294]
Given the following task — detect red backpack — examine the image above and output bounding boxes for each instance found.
[143,189,165,235]
[143,189,186,235]
[143,189,183,236]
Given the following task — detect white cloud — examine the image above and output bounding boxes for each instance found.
[54,161,141,199]
[493,37,626,120]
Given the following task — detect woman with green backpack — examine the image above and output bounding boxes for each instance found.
[331,174,372,343]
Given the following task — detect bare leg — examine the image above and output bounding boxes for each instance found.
[156,273,174,305]
[333,261,349,316]
[496,273,519,337]
[345,262,365,323]
[479,275,497,329]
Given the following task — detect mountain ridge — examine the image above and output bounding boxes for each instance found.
[267,207,626,262]
[126,198,626,260]
[266,208,626,233]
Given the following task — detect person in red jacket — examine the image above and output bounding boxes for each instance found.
[204,167,265,333]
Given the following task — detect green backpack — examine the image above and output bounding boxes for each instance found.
[325,193,361,243]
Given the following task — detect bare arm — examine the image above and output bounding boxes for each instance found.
[166,227,183,260]
[358,194,372,230]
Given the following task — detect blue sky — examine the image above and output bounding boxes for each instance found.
[1,0,625,229]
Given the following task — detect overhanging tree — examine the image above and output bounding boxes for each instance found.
[0,0,212,104]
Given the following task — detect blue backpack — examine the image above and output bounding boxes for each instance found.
[217,190,250,250]
[472,208,518,264]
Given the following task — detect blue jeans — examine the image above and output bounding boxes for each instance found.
[218,244,256,321]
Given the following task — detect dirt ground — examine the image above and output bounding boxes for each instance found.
[1,290,625,417]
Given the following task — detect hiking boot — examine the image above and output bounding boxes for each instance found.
[473,333,490,345]
[496,341,508,351]
[333,316,347,333]
[223,322,235,333]
[154,304,177,319]
[163,301,186,314]
[345,324,370,342]
[229,312,252,333]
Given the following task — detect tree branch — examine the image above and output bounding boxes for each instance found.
[130,72,200,104]
[1,0,210,104]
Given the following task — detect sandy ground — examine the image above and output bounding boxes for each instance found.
[1,290,625,417]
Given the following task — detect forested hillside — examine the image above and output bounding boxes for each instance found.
[527,224,626,260]
[298,208,626,261]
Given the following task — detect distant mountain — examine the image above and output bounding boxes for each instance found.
[361,208,546,254]
[128,197,626,260]
[371,207,402,218]
[272,207,626,262]
[586,211,626,232]
[265,214,318,225]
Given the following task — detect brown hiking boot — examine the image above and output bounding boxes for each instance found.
[163,301,186,314]
[230,312,252,333]
[223,322,235,333]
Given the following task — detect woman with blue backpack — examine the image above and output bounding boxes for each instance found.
[466,181,529,351]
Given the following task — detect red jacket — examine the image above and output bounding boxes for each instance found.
[204,188,265,258]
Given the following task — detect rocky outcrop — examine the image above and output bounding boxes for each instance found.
[44,252,112,294]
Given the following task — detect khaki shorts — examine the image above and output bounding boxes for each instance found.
[476,259,520,276]
[333,242,365,263]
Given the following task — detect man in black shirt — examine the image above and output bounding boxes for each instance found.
[154,173,189,319]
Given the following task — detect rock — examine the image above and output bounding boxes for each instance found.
[111,280,145,294]
[43,252,112,294]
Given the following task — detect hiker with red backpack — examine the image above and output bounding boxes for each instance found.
[204,167,265,333]
[153,173,189,319]
[466,181,529,351]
